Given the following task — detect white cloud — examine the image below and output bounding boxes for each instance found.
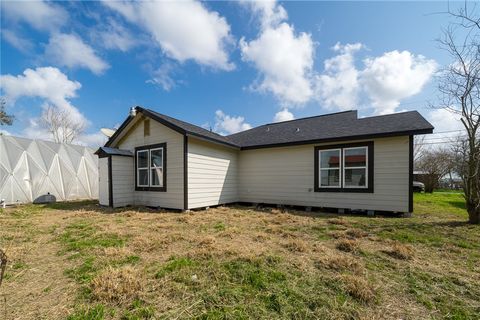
[240,1,314,105]
[273,108,295,122]
[2,29,34,53]
[428,108,463,134]
[316,43,363,110]
[0,67,85,124]
[95,19,137,52]
[103,0,234,70]
[77,131,108,147]
[45,33,110,75]
[1,67,104,146]
[146,63,178,91]
[244,0,288,29]
[315,45,437,114]
[214,110,252,135]
[361,50,437,114]
[1,0,67,31]
[22,118,55,141]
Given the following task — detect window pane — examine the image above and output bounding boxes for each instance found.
[151,148,163,168]
[344,168,366,187]
[344,148,366,167]
[138,150,148,168]
[320,150,340,168]
[320,169,340,187]
[151,168,163,186]
[138,169,148,186]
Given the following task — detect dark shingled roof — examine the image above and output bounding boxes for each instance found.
[105,107,433,150]
[94,147,133,157]
[227,110,434,149]
[139,108,238,147]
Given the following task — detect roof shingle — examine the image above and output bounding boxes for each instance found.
[107,107,433,150]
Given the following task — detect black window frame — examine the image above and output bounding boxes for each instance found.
[314,141,374,193]
[135,143,167,192]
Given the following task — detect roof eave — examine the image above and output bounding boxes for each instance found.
[186,132,240,149]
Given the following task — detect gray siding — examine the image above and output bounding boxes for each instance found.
[116,116,184,209]
[238,136,410,212]
[187,138,238,209]
[111,156,134,208]
[98,157,109,206]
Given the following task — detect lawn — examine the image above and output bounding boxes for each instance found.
[0,193,479,320]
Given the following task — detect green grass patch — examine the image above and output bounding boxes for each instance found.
[213,221,226,231]
[59,221,127,254]
[155,257,196,278]
[67,304,108,320]
[414,192,467,217]
[65,256,98,284]
[121,300,155,320]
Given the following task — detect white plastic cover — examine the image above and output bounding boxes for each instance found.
[0,135,98,204]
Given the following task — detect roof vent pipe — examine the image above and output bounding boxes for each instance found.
[129,106,137,117]
[296,128,300,132]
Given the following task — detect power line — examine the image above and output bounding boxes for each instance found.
[422,135,467,141]
[428,129,464,134]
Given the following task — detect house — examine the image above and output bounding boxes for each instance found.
[95,106,434,213]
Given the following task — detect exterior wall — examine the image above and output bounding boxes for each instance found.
[115,116,184,209]
[111,156,134,208]
[238,136,410,212]
[187,138,239,209]
[98,157,109,206]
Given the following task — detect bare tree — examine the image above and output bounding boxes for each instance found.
[437,3,480,223]
[416,148,454,193]
[0,97,14,126]
[40,105,85,144]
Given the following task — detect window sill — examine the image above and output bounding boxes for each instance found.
[135,186,167,192]
[314,187,373,193]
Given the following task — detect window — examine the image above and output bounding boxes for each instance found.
[314,142,373,193]
[135,143,166,191]
[343,147,367,188]
[319,149,341,187]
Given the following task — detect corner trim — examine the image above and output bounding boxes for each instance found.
[108,155,113,207]
[134,142,167,192]
[314,141,374,193]
[183,135,188,210]
[409,135,414,213]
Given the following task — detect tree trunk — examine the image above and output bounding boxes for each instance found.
[467,201,480,224]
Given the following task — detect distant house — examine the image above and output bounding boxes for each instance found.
[95,106,433,213]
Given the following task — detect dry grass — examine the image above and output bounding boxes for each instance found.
[320,255,364,275]
[0,195,479,320]
[345,228,369,239]
[91,266,142,304]
[383,242,414,260]
[341,274,376,303]
[336,239,360,253]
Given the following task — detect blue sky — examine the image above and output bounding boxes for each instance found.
[0,1,465,146]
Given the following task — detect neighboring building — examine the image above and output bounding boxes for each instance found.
[95,107,433,213]
[0,135,98,205]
